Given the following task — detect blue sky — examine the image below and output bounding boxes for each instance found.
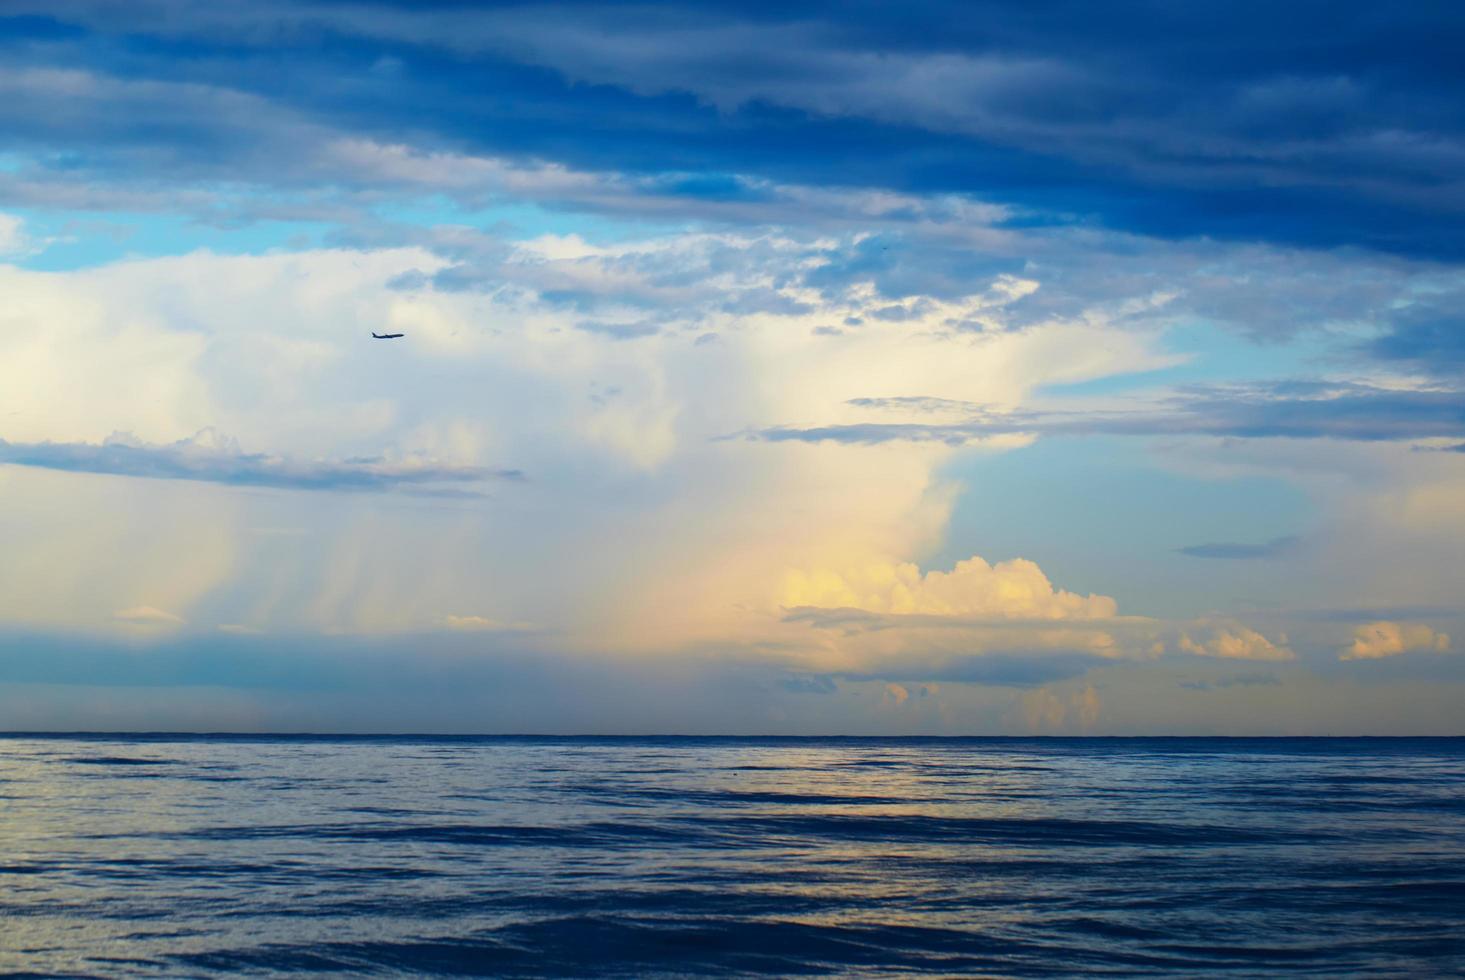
[1,1,1463,733]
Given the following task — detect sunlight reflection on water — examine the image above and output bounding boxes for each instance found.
[1,736,1463,976]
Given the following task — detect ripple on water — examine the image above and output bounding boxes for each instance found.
[0,735,1461,978]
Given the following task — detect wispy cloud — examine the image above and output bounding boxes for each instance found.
[1179,673,1281,692]
[832,652,1110,688]
[442,615,536,632]
[750,381,1465,446]
[1178,536,1301,560]
[0,430,522,494]
[114,606,184,626]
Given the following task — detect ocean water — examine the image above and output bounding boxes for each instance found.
[1,737,1463,977]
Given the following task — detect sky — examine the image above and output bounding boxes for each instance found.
[1,1,1464,734]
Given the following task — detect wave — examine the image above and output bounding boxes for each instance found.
[3,736,1462,978]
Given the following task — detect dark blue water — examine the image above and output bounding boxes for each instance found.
[2,736,1463,977]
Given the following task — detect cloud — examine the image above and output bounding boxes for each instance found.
[835,651,1110,688]
[772,555,1154,683]
[0,206,1454,677]
[0,429,519,494]
[782,599,1309,685]
[1291,605,1465,624]
[3,623,1464,734]
[771,555,1331,682]
[113,606,184,626]
[1177,623,1294,661]
[781,555,1118,620]
[752,380,1465,446]
[441,615,535,632]
[0,238,1165,644]
[0,7,1462,735]
[1178,673,1281,692]
[0,213,22,252]
[1021,683,1100,733]
[7,1,1464,256]
[0,212,35,257]
[1178,536,1300,560]
[443,615,500,630]
[778,673,838,695]
[1342,621,1451,660]
[1362,295,1465,377]
[0,210,61,258]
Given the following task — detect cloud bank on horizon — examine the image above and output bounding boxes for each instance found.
[0,1,1462,734]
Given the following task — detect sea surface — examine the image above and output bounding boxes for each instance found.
[1,736,1463,978]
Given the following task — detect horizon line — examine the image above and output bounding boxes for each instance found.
[3,731,1462,740]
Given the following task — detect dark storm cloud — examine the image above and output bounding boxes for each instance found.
[1363,296,1465,376]
[0,1,1463,255]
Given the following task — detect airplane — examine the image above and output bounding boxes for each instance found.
[371,332,405,339]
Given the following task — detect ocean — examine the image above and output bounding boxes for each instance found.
[1,735,1462,977]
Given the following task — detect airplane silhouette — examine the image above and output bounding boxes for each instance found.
[371,332,405,339]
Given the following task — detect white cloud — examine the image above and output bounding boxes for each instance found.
[0,225,1456,670]
[0,233,1176,641]
[1342,621,1451,660]
[0,213,29,257]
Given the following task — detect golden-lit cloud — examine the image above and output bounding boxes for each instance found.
[1177,622,1294,661]
[782,555,1117,619]
[770,552,1148,681]
[1342,621,1451,660]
